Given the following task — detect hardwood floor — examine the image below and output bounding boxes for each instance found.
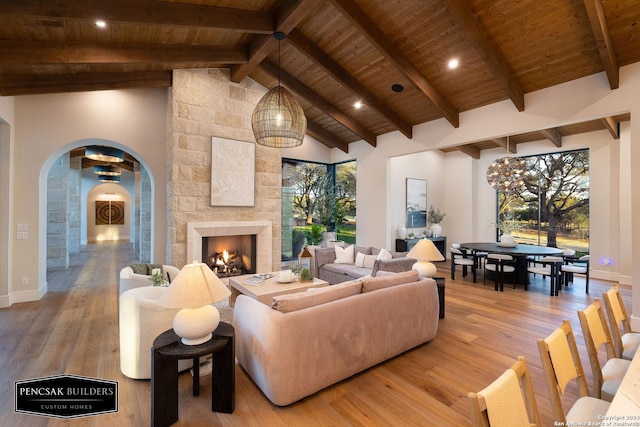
[0,242,628,426]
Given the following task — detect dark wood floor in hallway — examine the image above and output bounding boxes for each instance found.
[0,242,629,426]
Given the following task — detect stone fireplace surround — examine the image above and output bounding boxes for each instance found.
[187,221,273,274]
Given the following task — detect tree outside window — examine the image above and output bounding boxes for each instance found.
[498,149,589,253]
[282,159,356,260]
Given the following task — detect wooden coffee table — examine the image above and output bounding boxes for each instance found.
[228,273,329,307]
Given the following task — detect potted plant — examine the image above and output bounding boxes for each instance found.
[149,268,167,286]
[427,205,446,237]
[305,224,324,246]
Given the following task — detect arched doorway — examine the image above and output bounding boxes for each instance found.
[40,139,155,284]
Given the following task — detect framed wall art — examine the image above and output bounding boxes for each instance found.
[95,201,125,225]
[211,137,255,206]
[406,178,427,228]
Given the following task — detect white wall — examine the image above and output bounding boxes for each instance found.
[0,96,15,307]
[7,89,167,306]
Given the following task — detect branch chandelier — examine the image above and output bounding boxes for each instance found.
[251,32,307,148]
[486,136,526,193]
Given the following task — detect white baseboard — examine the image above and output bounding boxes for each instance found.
[0,281,48,307]
[590,269,619,282]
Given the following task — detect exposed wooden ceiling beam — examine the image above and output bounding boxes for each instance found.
[491,137,517,154]
[0,1,274,33]
[306,121,350,153]
[230,0,315,83]
[259,59,377,147]
[444,0,525,112]
[455,145,481,159]
[540,128,562,147]
[0,41,246,66]
[287,30,413,140]
[582,0,619,89]
[329,0,459,129]
[0,71,172,96]
[601,116,620,139]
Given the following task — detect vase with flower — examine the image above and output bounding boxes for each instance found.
[149,268,168,286]
[427,205,446,238]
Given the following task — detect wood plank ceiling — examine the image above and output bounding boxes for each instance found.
[0,0,638,155]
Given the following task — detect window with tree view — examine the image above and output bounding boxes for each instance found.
[497,149,589,254]
[281,159,356,260]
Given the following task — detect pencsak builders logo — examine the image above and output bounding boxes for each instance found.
[15,374,118,419]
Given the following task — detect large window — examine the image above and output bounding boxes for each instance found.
[281,159,356,260]
[498,149,589,253]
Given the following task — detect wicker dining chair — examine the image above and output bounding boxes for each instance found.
[602,284,640,360]
[577,299,631,401]
[468,356,541,427]
[537,320,610,424]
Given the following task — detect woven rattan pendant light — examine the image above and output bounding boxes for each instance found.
[251,32,307,148]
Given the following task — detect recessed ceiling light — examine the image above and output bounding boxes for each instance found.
[96,20,106,28]
[354,101,362,109]
[448,58,459,69]
[391,84,404,93]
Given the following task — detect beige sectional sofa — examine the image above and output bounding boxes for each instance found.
[233,270,439,406]
[314,245,415,284]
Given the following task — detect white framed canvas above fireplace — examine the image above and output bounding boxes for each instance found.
[211,137,255,206]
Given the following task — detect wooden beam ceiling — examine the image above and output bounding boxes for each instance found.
[0,41,247,66]
[328,0,458,129]
[286,29,412,141]
[0,1,275,33]
[0,1,636,154]
[305,121,349,153]
[540,128,562,147]
[601,116,620,139]
[444,0,525,112]
[583,0,619,89]
[0,71,172,96]
[230,0,316,83]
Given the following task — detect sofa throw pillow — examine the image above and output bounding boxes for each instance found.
[355,251,366,267]
[363,254,377,269]
[272,280,362,313]
[362,270,419,292]
[334,244,355,264]
[376,248,393,261]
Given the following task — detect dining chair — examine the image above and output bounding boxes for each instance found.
[527,256,563,296]
[577,299,631,401]
[602,284,640,360]
[450,244,477,282]
[484,254,516,291]
[537,320,611,424]
[467,356,541,427]
[561,254,590,293]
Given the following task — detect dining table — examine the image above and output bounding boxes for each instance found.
[460,242,564,295]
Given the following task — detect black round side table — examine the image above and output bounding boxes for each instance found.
[151,321,234,427]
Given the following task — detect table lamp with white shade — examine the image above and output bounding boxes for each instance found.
[407,239,445,277]
[157,261,231,345]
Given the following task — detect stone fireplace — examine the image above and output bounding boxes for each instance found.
[187,221,273,274]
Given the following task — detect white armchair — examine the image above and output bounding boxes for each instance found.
[119,264,181,295]
[119,286,192,379]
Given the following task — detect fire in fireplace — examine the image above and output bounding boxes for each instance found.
[207,249,245,277]
[202,234,256,278]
